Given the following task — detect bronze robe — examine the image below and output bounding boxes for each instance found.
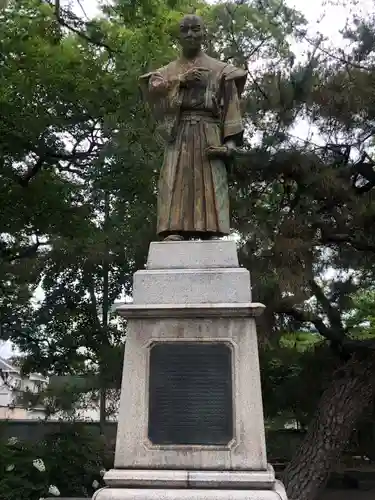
[140,52,247,238]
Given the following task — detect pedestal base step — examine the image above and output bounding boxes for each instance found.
[103,468,277,489]
[93,485,287,500]
[94,469,288,499]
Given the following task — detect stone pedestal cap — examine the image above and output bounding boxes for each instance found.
[146,240,240,270]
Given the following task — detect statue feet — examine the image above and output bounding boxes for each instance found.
[163,234,184,241]
[161,232,222,241]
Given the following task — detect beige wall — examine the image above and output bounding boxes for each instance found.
[0,406,46,420]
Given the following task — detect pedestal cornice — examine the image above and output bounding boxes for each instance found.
[116,302,265,319]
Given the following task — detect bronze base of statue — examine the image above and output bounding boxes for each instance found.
[163,234,184,241]
[161,231,223,242]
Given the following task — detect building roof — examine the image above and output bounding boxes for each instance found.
[0,357,19,374]
[0,357,47,381]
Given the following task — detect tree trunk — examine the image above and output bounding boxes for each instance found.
[283,353,375,500]
[99,190,110,436]
[99,385,107,436]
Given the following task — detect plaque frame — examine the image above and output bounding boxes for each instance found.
[143,338,237,451]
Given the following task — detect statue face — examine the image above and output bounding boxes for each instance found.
[179,15,204,53]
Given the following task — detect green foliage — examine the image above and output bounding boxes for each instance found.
[261,334,336,429]
[0,437,51,500]
[41,425,107,497]
[2,0,375,494]
[279,331,323,351]
[0,426,106,499]
[266,429,304,462]
[345,289,375,339]
[0,0,307,419]
[205,0,305,66]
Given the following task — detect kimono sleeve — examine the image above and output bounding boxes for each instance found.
[222,78,244,144]
[221,67,247,144]
[139,70,181,119]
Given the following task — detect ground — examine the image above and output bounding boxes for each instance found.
[321,490,375,499]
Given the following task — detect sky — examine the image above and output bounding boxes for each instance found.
[66,0,374,41]
[287,0,373,40]
[0,0,372,359]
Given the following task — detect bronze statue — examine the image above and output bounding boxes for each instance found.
[140,14,247,241]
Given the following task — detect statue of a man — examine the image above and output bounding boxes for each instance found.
[140,14,247,241]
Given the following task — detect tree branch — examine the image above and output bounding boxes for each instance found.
[310,279,346,337]
[276,300,375,359]
[320,232,375,253]
[17,145,97,187]
[0,238,49,262]
[86,279,103,335]
[276,301,337,342]
[18,157,45,187]
[296,29,373,72]
[50,2,122,55]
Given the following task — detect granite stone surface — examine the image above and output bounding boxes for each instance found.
[134,240,251,305]
[114,316,267,470]
[104,468,277,489]
[133,268,251,304]
[93,487,287,500]
[146,240,239,269]
[97,240,288,500]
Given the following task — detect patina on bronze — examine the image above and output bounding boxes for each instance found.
[148,342,233,446]
[140,15,247,241]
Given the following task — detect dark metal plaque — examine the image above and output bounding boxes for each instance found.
[148,342,233,446]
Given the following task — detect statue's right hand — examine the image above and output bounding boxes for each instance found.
[180,67,209,85]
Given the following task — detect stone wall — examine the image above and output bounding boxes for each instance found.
[0,420,372,466]
[0,419,117,442]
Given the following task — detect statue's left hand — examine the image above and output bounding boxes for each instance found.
[225,140,237,153]
[206,145,235,159]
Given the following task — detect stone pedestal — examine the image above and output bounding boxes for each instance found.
[93,240,287,500]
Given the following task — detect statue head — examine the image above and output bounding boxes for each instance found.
[179,14,205,57]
